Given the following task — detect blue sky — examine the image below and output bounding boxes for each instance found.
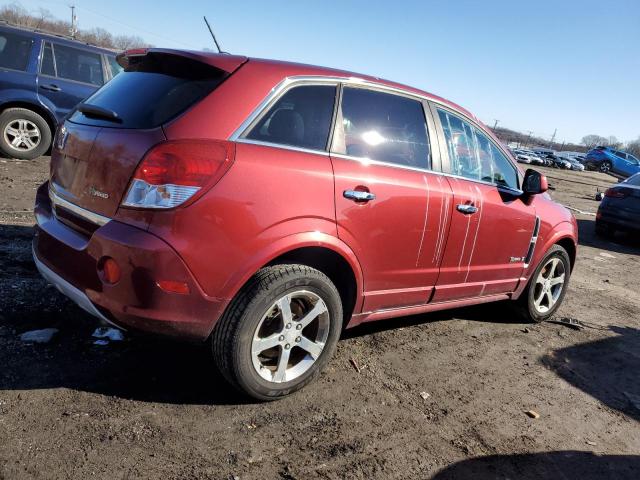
[12,0,640,144]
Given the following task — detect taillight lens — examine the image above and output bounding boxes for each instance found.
[122,140,234,209]
[604,187,629,199]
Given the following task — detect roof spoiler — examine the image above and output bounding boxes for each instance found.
[116,48,248,74]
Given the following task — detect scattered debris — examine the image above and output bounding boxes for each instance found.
[92,327,124,341]
[549,317,583,330]
[522,327,530,333]
[420,392,431,401]
[349,357,361,373]
[564,205,596,216]
[599,252,616,259]
[20,328,58,344]
[525,410,540,419]
[595,192,604,201]
[586,440,597,446]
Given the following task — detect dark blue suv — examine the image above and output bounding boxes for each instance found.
[585,145,640,178]
[0,23,121,159]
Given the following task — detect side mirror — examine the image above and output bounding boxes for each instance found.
[523,169,548,195]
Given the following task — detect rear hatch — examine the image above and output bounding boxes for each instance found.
[50,50,247,220]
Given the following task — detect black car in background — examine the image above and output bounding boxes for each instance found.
[596,173,640,237]
[0,22,121,159]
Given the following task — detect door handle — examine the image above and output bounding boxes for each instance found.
[343,189,376,202]
[456,204,478,214]
[40,84,61,92]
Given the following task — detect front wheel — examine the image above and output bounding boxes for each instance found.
[212,265,343,400]
[516,245,571,323]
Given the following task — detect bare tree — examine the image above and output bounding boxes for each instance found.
[626,137,640,158]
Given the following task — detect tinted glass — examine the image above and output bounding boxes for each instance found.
[53,43,103,85]
[615,151,627,159]
[107,55,123,78]
[40,42,55,76]
[245,85,336,151]
[337,87,430,169]
[438,109,518,189]
[70,53,225,129]
[0,30,33,71]
[625,174,640,186]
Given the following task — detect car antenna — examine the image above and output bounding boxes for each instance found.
[203,16,225,54]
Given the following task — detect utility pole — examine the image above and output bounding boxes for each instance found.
[549,128,557,148]
[69,5,77,39]
[492,119,500,130]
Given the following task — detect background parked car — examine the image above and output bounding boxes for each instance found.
[596,172,640,237]
[556,152,585,171]
[0,23,121,159]
[584,146,640,177]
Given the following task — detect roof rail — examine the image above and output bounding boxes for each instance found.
[0,19,117,51]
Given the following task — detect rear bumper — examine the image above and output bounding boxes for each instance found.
[33,182,224,341]
[597,206,640,232]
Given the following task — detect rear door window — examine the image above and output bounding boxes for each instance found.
[244,84,337,151]
[0,30,33,71]
[70,52,227,129]
[52,43,104,85]
[335,87,431,169]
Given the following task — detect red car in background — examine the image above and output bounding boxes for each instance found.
[33,49,578,400]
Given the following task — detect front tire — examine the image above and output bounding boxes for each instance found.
[599,160,612,174]
[0,108,51,160]
[516,245,571,323]
[212,265,343,401]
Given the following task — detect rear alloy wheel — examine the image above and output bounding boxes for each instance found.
[212,265,343,400]
[599,160,612,173]
[0,108,51,160]
[516,245,571,323]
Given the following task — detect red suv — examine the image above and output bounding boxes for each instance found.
[33,50,578,400]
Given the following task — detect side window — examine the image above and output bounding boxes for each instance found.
[336,87,430,169]
[244,84,336,151]
[438,109,518,189]
[40,42,55,76]
[52,44,104,85]
[437,109,477,178]
[0,31,33,71]
[615,151,627,160]
[107,55,123,78]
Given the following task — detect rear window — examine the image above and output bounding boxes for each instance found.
[69,53,226,129]
[0,30,33,71]
[625,174,640,186]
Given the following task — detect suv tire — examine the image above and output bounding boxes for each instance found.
[515,245,571,323]
[599,160,612,174]
[212,265,343,401]
[0,108,51,160]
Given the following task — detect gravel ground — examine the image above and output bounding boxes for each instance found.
[0,157,638,479]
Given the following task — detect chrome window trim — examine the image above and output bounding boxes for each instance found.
[229,75,483,142]
[235,138,330,157]
[49,184,111,226]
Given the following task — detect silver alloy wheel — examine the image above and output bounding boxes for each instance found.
[3,119,41,152]
[251,290,330,383]
[533,257,566,314]
[600,161,611,173]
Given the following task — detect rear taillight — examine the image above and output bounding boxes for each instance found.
[122,140,234,209]
[604,187,630,199]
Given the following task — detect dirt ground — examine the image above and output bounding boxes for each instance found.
[1,157,639,480]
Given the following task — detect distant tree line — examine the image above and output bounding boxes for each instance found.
[0,3,151,50]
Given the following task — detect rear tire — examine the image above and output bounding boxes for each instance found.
[212,265,343,401]
[515,245,571,323]
[0,108,51,160]
[595,220,615,238]
[599,160,612,174]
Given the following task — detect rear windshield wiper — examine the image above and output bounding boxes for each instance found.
[77,104,122,123]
